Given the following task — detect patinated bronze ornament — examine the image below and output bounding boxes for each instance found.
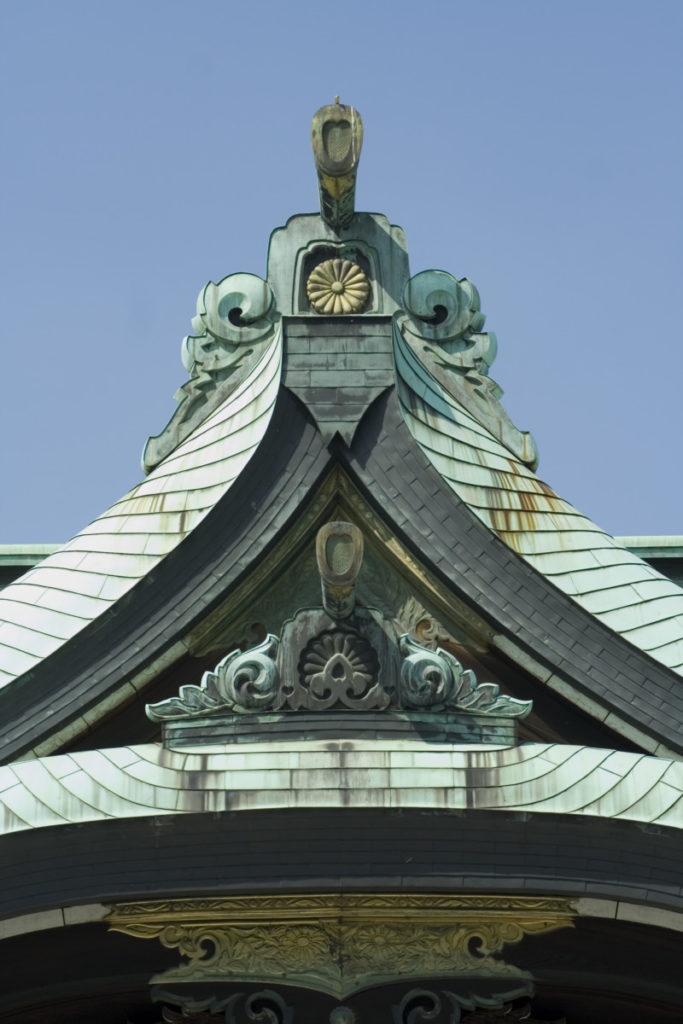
[146,521,531,743]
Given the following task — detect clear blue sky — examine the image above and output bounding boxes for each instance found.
[1,0,681,541]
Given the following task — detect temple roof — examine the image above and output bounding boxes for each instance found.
[1,100,682,761]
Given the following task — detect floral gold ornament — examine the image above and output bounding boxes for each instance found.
[107,893,575,1000]
[306,258,370,314]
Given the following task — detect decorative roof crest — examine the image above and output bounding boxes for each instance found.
[146,522,531,746]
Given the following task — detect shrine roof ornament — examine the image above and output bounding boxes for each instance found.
[311,98,363,229]
[146,521,532,748]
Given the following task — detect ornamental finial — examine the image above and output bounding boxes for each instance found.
[316,521,364,618]
[311,100,363,229]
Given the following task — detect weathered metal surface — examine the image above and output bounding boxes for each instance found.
[616,535,683,589]
[394,304,683,673]
[0,545,60,567]
[400,270,538,468]
[266,213,409,316]
[143,273,280,473]
[1,93,682,766]
[158,710,520,748]
[316,520,364,618]
[284,316,394,443]
[0,741,681,837]
[146,519,529,746]
[0,328,283,688]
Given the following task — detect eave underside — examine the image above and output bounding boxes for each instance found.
[0,808,682,1022]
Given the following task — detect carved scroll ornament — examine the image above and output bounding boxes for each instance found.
[143,273,280,472]
[146,635,279,720]
[393,989,565,1024]
[398,270,538,470]
[146,521,531,729]
[153,988,293,1024]
[146,630,529,721]
[400,636,530,717]
[149,987,563,1024]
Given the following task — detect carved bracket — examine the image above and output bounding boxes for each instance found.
[153,988,293,1024]
[147,629,529,722]
[394,988,564,1023]
[148,985,564,1024]
[108,894,575,1001]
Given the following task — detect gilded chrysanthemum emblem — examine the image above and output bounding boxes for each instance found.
[306,258,370,314]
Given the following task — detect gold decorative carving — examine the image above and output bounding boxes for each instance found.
[108,894,575,1000]
[306,259,370,315]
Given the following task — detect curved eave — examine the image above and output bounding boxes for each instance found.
[0,387,330,761]
[348,391,683,756]
[1,387,683,760]
[394,324,683,673]
[2,741,681,839]
[0,740,681,931]
[0,329,282,687]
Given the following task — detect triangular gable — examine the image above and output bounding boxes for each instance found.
[1,107,682,764]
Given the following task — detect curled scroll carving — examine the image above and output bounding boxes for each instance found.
[392,989,559,1024]
[147,610,529,725]
[400,636,531,717]
[153,988,293,1024]
[234,991,294,1024]
[400,639,456,708]
[147,522,532,738]
[146,635,280,720]
[112,894,573,1000]
[403,271,489,347]
[398,270,538,470]
[143,272,280,473]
